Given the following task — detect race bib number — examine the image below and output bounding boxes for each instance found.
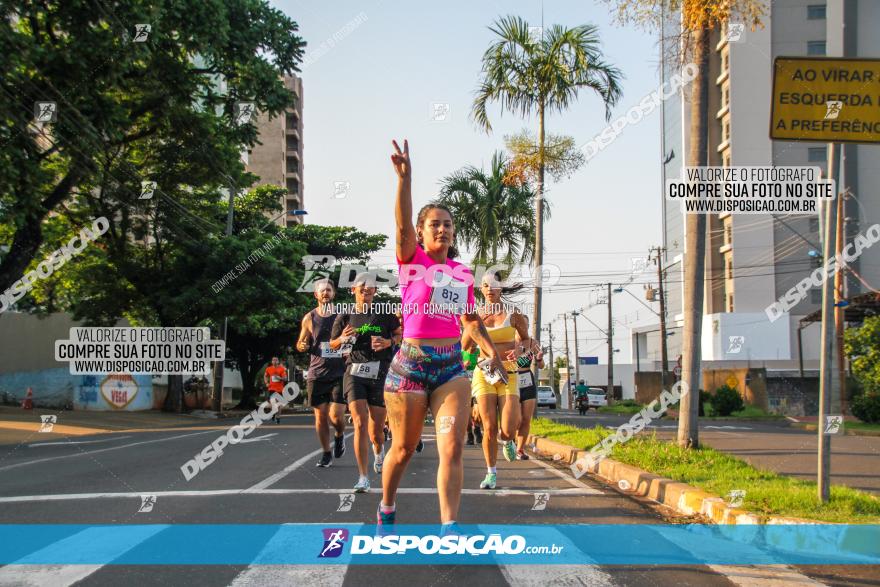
[270,375,281,383]
[320,342,343,358]
[430,278,469,314]
[350,361,381,380]
[517,372,532,388]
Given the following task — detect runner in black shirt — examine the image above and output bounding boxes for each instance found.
[330,273,401,493]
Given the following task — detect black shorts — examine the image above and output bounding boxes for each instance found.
[307,379,345,406]
[343,371,386,408]
[518,371,537,402]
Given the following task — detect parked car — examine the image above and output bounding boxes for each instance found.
[536,386,557,409]
[587,388,608,409]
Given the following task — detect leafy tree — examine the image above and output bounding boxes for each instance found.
[436,151,545,267]
[0,0,305,294]
[472,14,623,353]
[503,130,585,188]
[845,316,880,394]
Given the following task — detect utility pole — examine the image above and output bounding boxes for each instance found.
[834,150,847,416]
[544,325,555,395]
[572,311,580,392]
[211,183,235,413]
[818,142,841,502]
[607,283,614,405]
[652,246,670,389]
[562,314,572,409]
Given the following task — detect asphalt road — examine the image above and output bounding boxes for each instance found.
[544,409,880,494]
[0,412,876,586]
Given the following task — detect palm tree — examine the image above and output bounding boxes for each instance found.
[605,0,764,450]
[472,15,623,351]
[437,151,544,267]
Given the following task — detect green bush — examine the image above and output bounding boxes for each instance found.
[698,389,711,416]
[616,399,640,407]
[852,392,880,424]
[710,385,744,416]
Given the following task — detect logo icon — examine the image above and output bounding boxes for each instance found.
[726,489,746,508]
[824,100,843,120]
[824,415,843,435]
[727,23,745,42]
[337,493,355,512]
[727,335,745,354]
[528,26,543,44]
[319,528,349,558]
[297,254,337,292]
[531,492,549,510]
[333,181,351,199]
[34,102,57,123]
[631,257,649,274]
[39,415,57,433]
[138,495,157,513]
[140,181,157,200]
[234,102,256,125]
[133,24,151,42]
[437,415,455,434]
[618,479,632,491]
[430,102,450,122]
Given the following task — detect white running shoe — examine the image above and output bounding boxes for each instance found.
[354,477,370,493]
[373,448,385,474]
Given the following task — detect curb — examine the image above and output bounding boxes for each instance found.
[527,434,826,526]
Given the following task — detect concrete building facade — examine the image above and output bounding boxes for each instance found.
[245,75,304,227]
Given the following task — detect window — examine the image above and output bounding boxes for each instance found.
[808,146,826,162]
[285,113,298,129]
[724,222,733,246]
[721,51,728,73]
[807,4,826,20]
[726,258,733,279]
[723,120,730,142]
[286,178,299,194]
[286,157,298,174]
[723,85,729,107]
[807,41,826,55]
[286,137,299,151]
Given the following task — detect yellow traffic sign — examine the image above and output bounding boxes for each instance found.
[770,57,880,143]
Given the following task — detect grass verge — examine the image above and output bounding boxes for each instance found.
[531,417,880,523]
[701,404,784,419]
[597,404,642,415]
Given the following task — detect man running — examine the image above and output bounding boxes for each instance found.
[330,273,402,493]
[296,279,346,467]
[263,356,288,424]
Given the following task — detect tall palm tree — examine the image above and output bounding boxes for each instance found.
[437,151,545,267]
[472,15,623,351]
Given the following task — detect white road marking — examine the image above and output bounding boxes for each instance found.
[247,432,354,491]
[497,525,615,586]
[0,525,167,586]
[0,487,598,504]
[707,565,826,586]
[786,416,800,423]
[229,524,354,586]
[238,433,278,444]
[529,450,603,495]
[0,430,218,473]
[27,436,132,447]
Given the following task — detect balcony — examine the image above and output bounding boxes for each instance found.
[716,69,729,86]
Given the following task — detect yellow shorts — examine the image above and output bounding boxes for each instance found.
[472,361,519,397]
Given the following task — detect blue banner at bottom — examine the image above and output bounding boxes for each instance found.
[1,524,878,565]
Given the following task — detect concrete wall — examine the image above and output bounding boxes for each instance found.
[702,367,769,410]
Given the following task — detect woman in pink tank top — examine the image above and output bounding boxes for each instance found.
[377,139,507,532]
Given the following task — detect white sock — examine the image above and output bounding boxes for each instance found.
[488,467,496,474]
[380,502,395,513]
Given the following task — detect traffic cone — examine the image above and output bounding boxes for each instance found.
[21,387,33,410]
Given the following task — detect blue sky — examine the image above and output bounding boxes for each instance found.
[272,0,665,364]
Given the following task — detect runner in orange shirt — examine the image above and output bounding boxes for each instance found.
[263,356,288,424]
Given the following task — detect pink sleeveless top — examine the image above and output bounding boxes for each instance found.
[398,245,475,339]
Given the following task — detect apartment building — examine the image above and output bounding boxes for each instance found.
[245,75,304,227]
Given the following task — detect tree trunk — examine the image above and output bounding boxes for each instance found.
[532,101,545,374]
[677,24,711,450]
[163,374,185,413]
[232,346,259,410]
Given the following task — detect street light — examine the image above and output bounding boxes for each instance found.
[288,209,308,216]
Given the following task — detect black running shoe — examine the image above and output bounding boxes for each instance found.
[316,451,332,467]
[415,438,424,453]
[333,434,346,459]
